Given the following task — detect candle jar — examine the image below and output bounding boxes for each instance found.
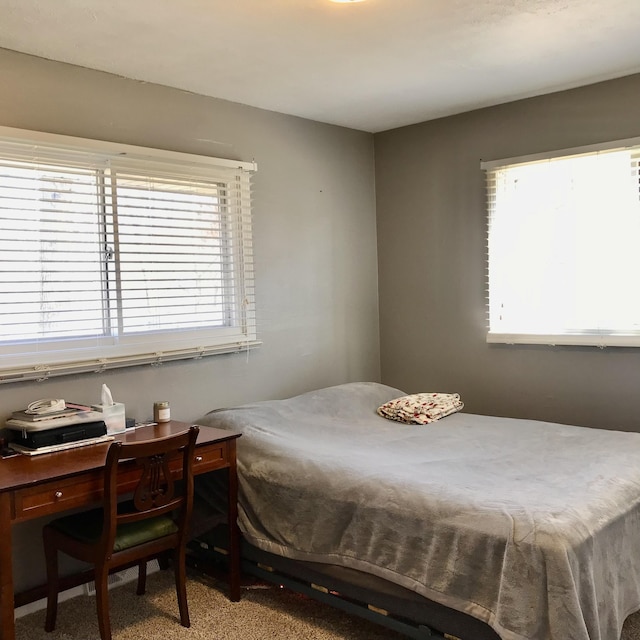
[153,401,170,423]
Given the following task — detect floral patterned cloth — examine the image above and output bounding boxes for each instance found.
[377,392,464,424]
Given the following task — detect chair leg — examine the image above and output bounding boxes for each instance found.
[94,563,112,640]
[173,547,190,628]
[43,527,59,633]
[136,560,147,595]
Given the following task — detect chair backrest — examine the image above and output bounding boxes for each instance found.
[100,426,199,554]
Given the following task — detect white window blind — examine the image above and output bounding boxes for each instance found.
[0,126,258,383]
[483,137,640,347]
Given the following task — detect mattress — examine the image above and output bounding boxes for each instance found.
[198,382,640,640]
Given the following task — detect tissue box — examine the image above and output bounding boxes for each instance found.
[93,402,126,435]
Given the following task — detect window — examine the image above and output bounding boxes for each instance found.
[483,137,640,347]
[0,126,258,383]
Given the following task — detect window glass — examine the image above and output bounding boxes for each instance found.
[0,127,257,382]
[484,141,640,346]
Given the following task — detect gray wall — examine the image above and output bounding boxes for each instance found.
[5,44,640,594]
[0,48,380,591]
[375,73,640,432]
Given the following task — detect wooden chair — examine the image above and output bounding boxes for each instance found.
[43,425,199,640]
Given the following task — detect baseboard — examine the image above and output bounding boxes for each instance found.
[15,559,160,619]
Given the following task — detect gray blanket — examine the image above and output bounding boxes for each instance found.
[199,382,640,640]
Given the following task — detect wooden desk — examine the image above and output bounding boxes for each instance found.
[0,420,241,640]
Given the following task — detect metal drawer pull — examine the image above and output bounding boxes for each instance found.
[195,456,203,463]
[54,491,63,499]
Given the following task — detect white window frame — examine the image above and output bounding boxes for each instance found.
[483,136,640,348]
[0,126,259,383]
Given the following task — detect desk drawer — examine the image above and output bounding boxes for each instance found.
[193,444,228,474]
[12,443,229,521]
[14,475,102,522]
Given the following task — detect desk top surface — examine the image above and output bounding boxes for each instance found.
[0,420,240,492]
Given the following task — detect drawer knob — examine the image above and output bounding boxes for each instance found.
[54,491,63,499]
[195,456,203,463]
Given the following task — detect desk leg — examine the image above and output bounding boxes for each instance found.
[227,441,241,602]
[0,492,15,640]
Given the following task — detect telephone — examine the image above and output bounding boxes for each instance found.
[25,398,66,415]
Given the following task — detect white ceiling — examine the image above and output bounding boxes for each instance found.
[1,0,640,133]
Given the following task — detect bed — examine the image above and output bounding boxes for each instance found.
[193,381,640,640]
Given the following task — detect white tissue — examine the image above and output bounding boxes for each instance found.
[101,383,114,406]
[92,385,125,434]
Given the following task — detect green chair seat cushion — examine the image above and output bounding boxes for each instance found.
[50,506,179,552]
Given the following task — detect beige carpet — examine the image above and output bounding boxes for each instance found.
[14,569,640,640]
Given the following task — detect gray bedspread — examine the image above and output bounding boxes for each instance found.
[199,382,640,640]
